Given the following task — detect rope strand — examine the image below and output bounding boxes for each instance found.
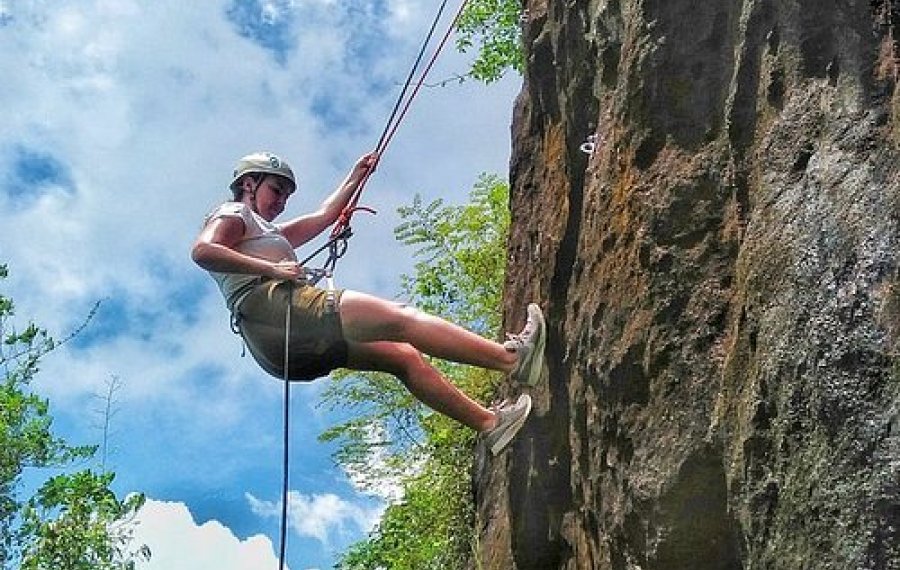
[278,284,292,570]
[377,0,472,159]
[327,0,471,245]
[374,0,450,154]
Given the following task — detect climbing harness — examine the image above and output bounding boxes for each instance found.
[275,2,472,569]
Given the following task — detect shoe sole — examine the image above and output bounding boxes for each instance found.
[490,394,533,455]
[520,305,546,387]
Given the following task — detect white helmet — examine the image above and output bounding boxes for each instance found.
[229,152,296,192]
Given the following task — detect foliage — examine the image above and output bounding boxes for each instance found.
[0,264,148,569]
[337,419,476,570]
[319,370,423,494]
[336,369,497,570]
[21,471,148,570]
[456,0,524,83]
[394,173,510,335]
[325,175,510,569]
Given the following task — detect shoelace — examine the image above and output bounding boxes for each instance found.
[488,397,512,413]
[505,317,536,348]
[506,327,530,347]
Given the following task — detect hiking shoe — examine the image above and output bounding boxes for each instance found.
[503,303,547,386]
[483,394,532,456]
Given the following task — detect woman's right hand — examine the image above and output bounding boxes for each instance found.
[270,260,304,281]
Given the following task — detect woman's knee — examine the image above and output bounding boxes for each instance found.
[388,342,430,378]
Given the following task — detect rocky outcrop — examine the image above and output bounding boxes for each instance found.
[476,1,900,569]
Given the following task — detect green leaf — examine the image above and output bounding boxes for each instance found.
[455,0,524,83]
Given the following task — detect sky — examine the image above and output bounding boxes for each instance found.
[0,1,518,569]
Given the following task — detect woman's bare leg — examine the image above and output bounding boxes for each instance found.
[345,339,496,432]
[339,290,517,372]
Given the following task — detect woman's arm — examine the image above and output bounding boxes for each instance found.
[191,216,302,281]
[279,152,378,247]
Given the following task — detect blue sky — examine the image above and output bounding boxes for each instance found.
[0,1,517,569]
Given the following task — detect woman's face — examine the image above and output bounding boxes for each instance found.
[245,175,294,221]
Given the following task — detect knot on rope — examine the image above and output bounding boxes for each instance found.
[330,206,377,239]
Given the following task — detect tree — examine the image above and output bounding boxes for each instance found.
[0,264,148,569]
[457,0,524,83]
[21,471,147,570]
[394,173,509,334]
[324,175,510,569]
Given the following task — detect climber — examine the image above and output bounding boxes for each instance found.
[191,151,547,455]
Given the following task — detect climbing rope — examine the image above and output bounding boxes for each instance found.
[278,284,292,570]
[276,3,472,569]
[304,0,474,278]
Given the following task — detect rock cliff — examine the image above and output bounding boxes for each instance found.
[476,1,900,568]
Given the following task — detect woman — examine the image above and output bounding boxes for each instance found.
[191,151,545,455]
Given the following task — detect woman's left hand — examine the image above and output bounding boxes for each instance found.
[354,152,379,176]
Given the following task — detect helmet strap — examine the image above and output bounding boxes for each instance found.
[247,174,266,213]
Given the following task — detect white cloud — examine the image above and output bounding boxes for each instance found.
[247,490,383,546]
[133,499,288,570]
[259,0,288,25]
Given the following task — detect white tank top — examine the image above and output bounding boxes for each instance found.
[203,202,297,310]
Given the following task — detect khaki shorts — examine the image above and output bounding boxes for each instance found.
[236,280,347,381]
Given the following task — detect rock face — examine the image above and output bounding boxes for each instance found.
[475,1,900,569]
